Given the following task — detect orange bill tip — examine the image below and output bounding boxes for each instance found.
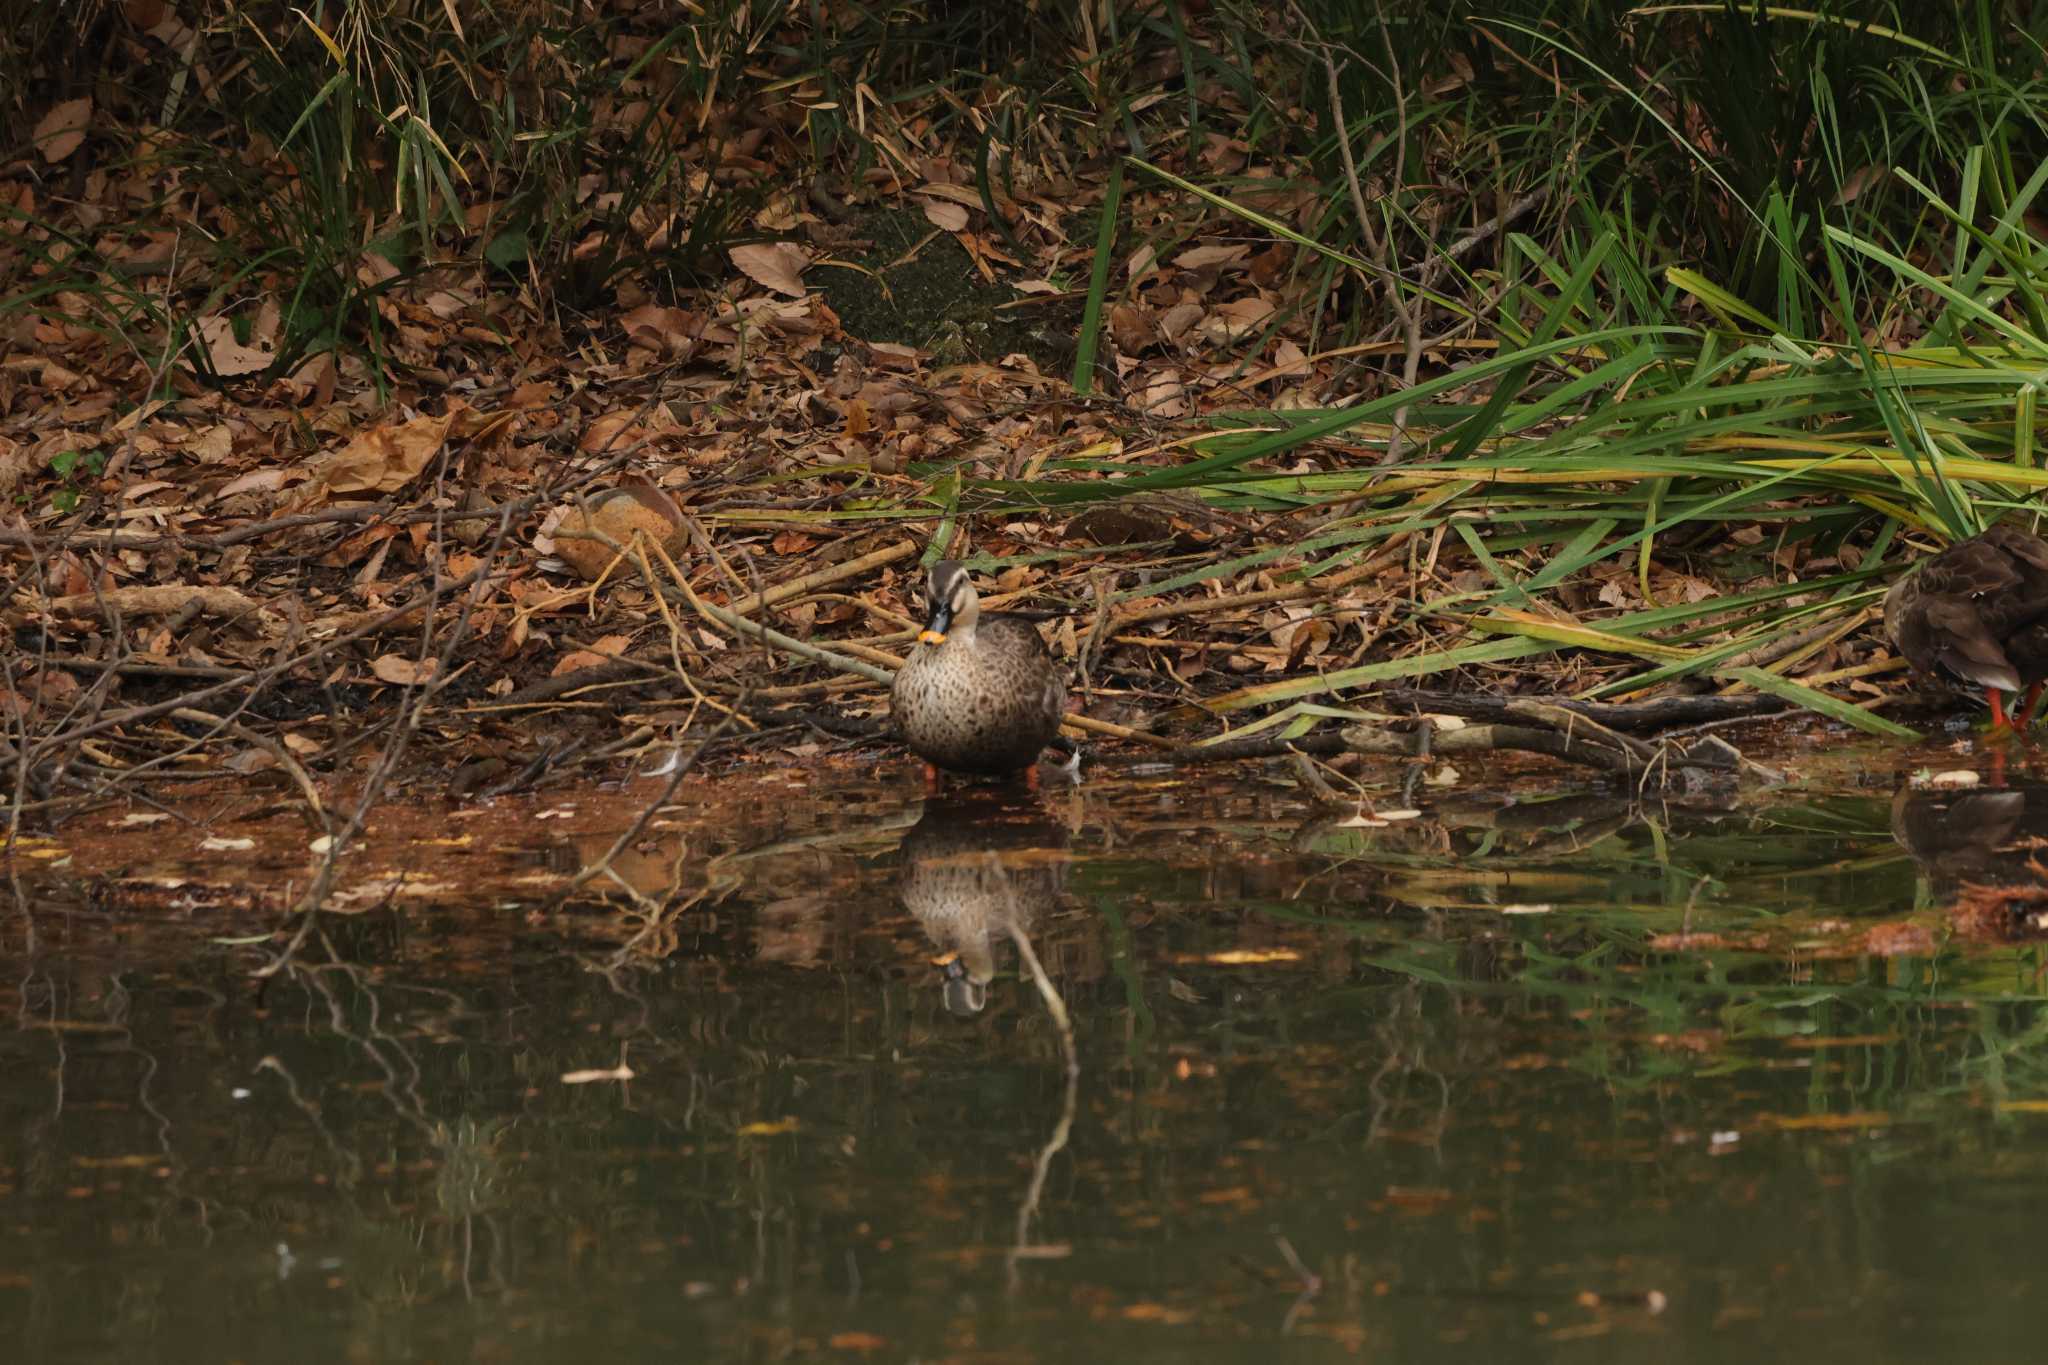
[918,628,947,645]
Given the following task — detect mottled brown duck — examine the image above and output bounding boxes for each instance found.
[1885,524,2048,728]
[891,560,1069,779]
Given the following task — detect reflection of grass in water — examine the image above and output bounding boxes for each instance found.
[433,1117,513,1221]
[1138,789,2048,1130]
[1341,921,2048,1121]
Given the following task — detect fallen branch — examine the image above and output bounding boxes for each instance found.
[1116,714,1741,786]
[27,585,284,633]
[1381,688,1790,733]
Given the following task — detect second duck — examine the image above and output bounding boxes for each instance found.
[1885,524,2048,728]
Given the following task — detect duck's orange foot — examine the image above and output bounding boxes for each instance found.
[923,762,944,795]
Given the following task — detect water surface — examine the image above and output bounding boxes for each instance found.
[5,753,2047,1362]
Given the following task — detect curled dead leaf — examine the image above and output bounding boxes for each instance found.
[550,487,684,582]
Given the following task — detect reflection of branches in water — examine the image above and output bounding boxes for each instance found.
[1274,1232,1323,1334]
[258,936,516,1298]
[1005,913,1078,1295]
[1005,1061,1076,1296]
[254,1054,365,1188]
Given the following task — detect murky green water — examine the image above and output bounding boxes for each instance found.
[6,762,2048,1362]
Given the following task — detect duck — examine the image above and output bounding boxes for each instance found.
[891,560,1069,780]
[1884,524,2048,728]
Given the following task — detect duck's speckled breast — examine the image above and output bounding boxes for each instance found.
[891,621,1065,774]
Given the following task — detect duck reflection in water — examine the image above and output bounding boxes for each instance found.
[898,792,1072,1016]
[1890,781,2048,932]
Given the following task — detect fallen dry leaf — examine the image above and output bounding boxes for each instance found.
[730,242,810,297]
[370,655,437,685]
[196,315,275,377]
[921,198,968,232]
[319,406,463,495]
[33,98,91,163]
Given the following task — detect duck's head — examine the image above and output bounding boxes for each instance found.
[918,560,980,645]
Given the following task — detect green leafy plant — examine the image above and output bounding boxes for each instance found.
[44,448,105,514]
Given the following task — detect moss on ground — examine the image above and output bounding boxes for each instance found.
[817,208,1074,372]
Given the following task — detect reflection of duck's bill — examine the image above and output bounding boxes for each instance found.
[943,974,987,1016]
[933,951,987,1015]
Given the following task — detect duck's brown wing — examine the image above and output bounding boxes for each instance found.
[1918,595,2021,692]
[1918,535,2030,600]
[977,615,1056,660]
[1973,524,2048,575]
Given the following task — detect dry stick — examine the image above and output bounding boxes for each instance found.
[3,370,686,825]
[1411,189,1549,297]
[1286,0,1420,474]
[1505,698,1658,765]
[630,540,755,733]
[1342,721,1735,782]
[553,541,789,920]
[664,556,896,686]
[258,550,508,977]
[1289,750,1359,807]
[20,584,282,628]
[23,565,501,755]
[1077,567,1115,702]
[723,539,917,617]
[10,460,632,768]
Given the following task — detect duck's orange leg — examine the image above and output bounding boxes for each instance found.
[1987,688,2013,730]
[923,762,945,794]
[2017,682,2047,730]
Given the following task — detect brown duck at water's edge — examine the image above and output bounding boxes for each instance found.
[891,560,1069,777]
[1884,524,2048,728]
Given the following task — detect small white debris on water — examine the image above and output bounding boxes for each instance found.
[1910,768,1981,789]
